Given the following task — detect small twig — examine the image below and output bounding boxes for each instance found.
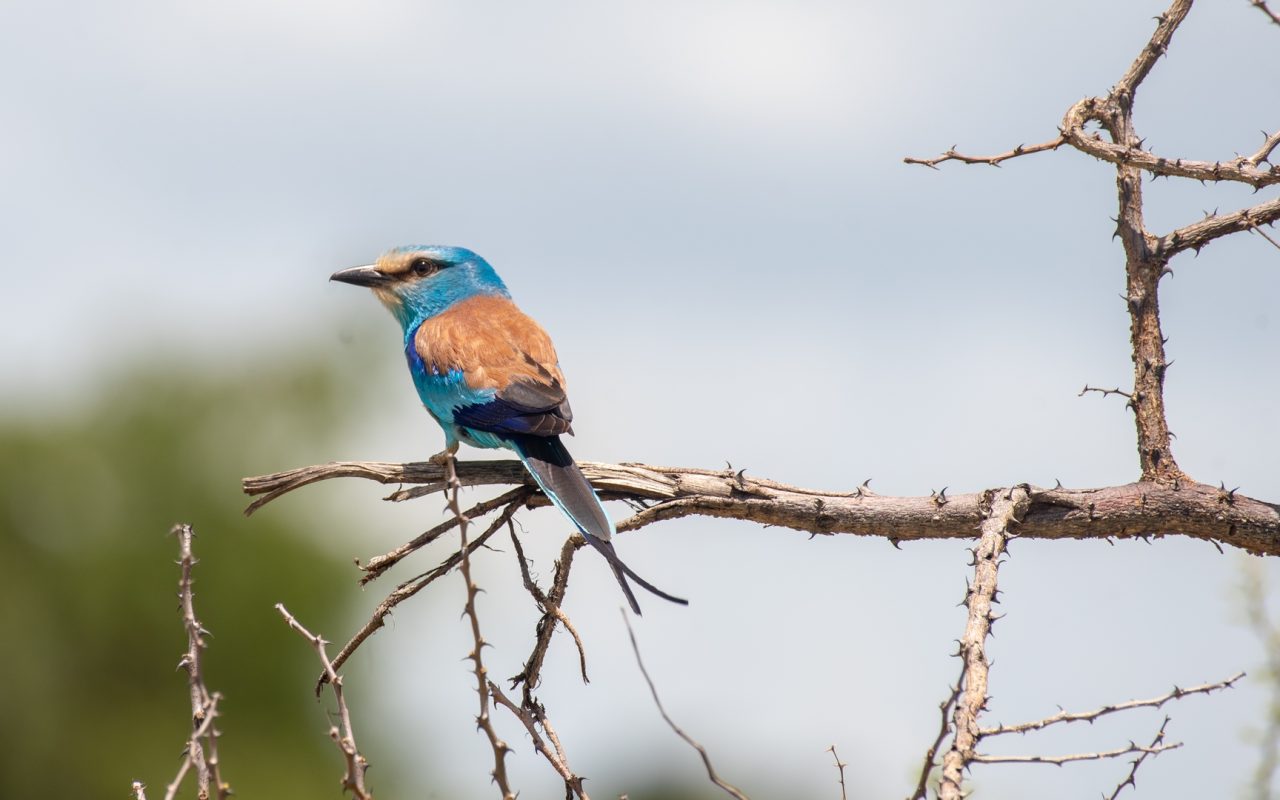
[488,680,591,799]
[1250,0,1280,27]
[971,740,1181,765]
[1079,384,1133,400]
[1106,717,1173,800]
[826,745,848,800]
[1247,129,1280,167]
[904,136,1066,168]
[447,456,516,800]
[131,781,149,800]
[322,495,527,685]
[623,610,749,800]
[510,529,590,685]
[276,603,373,800]
[907,659,967,800]
[360,487,531,583]
[168,523,230,800]
[979,672,1244,736]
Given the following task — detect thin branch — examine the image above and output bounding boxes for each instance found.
[979,672,1244,736]
[1106,717,1173,800]
[276,604,373,800]
[1250,0,1280,27]
[907,659,967,800]
[360,487,532,584]
[939,487,1030,800]
[971,740,1181,765]
[623,610,750,800]
[168,524,230,800]
[509,529,589,685]
[446,455,516,800]
[1112,0,1192,103]
[1157,196,1280,258]
[243,460,1280,556]
[321,496,527,685]
[826,745,848,800]
[903,136,1066,168]
[1248,130,1280,168]
[488,680,591,799]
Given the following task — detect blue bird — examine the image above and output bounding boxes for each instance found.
[331,245,687,614]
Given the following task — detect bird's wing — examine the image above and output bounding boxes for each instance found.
[414,295,573,437]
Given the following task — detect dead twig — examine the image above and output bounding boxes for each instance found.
[907,660,967,800]
[446,455,516,800]
[827,745,848,800]
[904,136,1066,169]
[979,672,1244,736]
[623,610,750,800]
[1105,717,1174,800]
[276,603,373,800]
[166,523,230,800]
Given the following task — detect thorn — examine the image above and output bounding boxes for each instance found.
[932,487,949,507]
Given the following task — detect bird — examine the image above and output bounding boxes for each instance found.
[331,245,687,614]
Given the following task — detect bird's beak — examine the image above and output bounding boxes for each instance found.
[330,265,392,287]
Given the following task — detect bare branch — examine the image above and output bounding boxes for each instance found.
[1106,717,1173,800]
[1158,196,1280,258]
[488,681,591,799]
[971,740,1181,765]
[623,611,750,800]
[1248,130,1280,168]
[938,488,1030,800]
[243,460,1280,556]
[907,660,966,800]
[445,455,516,800]
[1250,0,1280,27]
[1113,0,1193,103]
[276,604,373,800]
[323,495,527,683]
[168,524,230,800]
[509,530,589,686]
[826,745,848,800]
[980,672,1244,736]
[904,136,1065,169]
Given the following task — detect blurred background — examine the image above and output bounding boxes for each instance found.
[2,1,1278,797]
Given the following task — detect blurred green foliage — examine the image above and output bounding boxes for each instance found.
[0,353,363,797]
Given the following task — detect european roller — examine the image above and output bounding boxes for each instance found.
[331,245,687,614]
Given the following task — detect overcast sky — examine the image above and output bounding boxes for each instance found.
[4,1,1279,797]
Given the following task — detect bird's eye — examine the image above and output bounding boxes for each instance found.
[410,258,436,277]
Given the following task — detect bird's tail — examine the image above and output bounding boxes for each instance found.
[505,433,688,615]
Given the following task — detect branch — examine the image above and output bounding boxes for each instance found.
[826,745,848,800]
[979,672,1244,736]
[1106,717,1173,800]
[904,136,1065,168]
[509,531,589,688]
[488,680,591,800]
[624,611,749,800]
[168,523,230,800]
[938,487,1029,800]
[243,460,1280,556]
[1251,0,1280,27]
[1157,196,1280,258]
[970,739,1181,765]
[321,494,527,684]
[906,660,966,800]
[445,455,516,800]
[276,604,374,800]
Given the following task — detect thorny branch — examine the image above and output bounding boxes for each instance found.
[938,488,1029,800]
[907,661,966,800]
[1106,717,1174,800]
[161,523,229,800]
[979,672,1244,736]
[1250,0,1280,26]
[624,611,750,800]
[276,604,373,800]
[243,460,1280,556]
[445,456,516,800]
[827,745,848,800]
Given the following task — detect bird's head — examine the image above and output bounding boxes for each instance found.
[330,245,510,329]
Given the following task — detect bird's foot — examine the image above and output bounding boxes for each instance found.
[430,443,461,489]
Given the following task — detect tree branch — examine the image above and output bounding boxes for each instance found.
[276,604,374,800]
[938,487,1029,800]
[243,460,1280,556]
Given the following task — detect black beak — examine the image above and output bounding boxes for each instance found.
[330,265,392,287]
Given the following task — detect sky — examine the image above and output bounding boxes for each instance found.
[3,0,1279,797]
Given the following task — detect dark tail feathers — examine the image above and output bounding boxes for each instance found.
[507,433,688,614]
